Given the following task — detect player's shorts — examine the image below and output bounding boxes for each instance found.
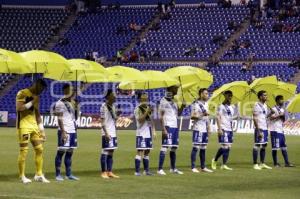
[162,126,179,148]
[192,131,208,145]
[57,130,78,149]
[218,130,233,145]
[102,136,118,150]
[254,129,268,145]
[17,128,43,145]
[270,131,287,150]
[136,136,152,150]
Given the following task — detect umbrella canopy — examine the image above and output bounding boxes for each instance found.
[287,94,300,113]
[240,76,278,116]
[20,50,70,74]
[208,81,250,114]
[164,66,213,88]
[267,81,296,107]
[0,48,32,74]
[119,70,179,90]
[44,59,108,82]
[106,66,146,82]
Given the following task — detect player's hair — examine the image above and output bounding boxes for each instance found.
[105,89,114,99]
[34,79,47,88]
[136,92,146,100]
[167,85,178,91]
[199,88,208,95]
[62,83,71,91]
[223,90,232,95]
[257,90,266,98]
[275,95,283,102]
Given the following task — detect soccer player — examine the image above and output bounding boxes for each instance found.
[54,84,80,181]
[269,95,294,167]
[16,79,49,184]
[134,92,156,176]
[190,88,213,173]
[252,90,272,170]
[157,85,185,175]
[211,90,237,171]
[100,89,119,179]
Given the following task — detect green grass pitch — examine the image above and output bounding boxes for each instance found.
[0,127,299,199]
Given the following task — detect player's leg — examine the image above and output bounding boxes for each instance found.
[31,132,50,183]
[221,144,232,170]
[212,132,225,170]
[270,131,279,167]
[55,149,65,181]
[280,134,294,167]
[259,143,272,169]
[157,146,168,175]
[143,149,153,175]
[64,133,79,180]
[100,149,109,178]
[191,145,199,172]
[169,127,182,174]
[253,144,261,170]
[158,126,170,175]
[135,150,143,176]
[18,131,31,184]
[191,130,199,172]
[200,144,212,172]
[107,149,119,178]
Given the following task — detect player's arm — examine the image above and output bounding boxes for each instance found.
[16,92,38,112]
[216,111,223,135]
[137,107,151,124]
[54,106,68,143]
[100,107,110,140]
[232,104,240,120]
[159,109,168,138]
[178,103,186,116]
[35,104,46,141]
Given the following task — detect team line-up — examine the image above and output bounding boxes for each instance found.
[15,78,295,184]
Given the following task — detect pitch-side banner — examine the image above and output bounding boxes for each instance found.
[0,111,8,123]
[38,114,300,136]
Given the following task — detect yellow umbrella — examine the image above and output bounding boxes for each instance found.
[208,81,250,114]
[287,94,300,113]
[0,48,32,74]
[44,59,108,82]
[267,81,296,107]
[164,66,213,88]
[106,66,146,82]
[20,50,70,74]
[240,76,278,116]
[119,70,179,90]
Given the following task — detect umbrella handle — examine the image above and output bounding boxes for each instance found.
[179,77,185,104]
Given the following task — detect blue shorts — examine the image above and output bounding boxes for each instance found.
[192,131,208,145]
[102,136,118,150]
[218,130,233,144]
[162,126,179,147]
[254,129,268,145]
[58,130,77,149]
[136,136,153,150]
[271,131,287,150]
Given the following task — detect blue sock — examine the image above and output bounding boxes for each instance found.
[143,156,150,172]
[55,150,65,176]
[170,150,176,170]
[64,151,73,177]
[100,153,107,172]
[107,155,113,172]
[214,148,223,161]
[200,149,206,169]
[272,150,278,165]
[253,148,258,164]
[281,149,290,165]
[135,155,141,173]
[222,149,229,165]
[158,150,166,170]
[260,148,266,163]
[191,147,198,169]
